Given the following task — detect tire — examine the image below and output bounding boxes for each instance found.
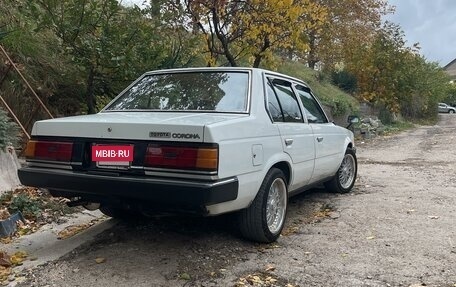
[449,110,455,114]
[325,148,357,193]
[238,168,288,243]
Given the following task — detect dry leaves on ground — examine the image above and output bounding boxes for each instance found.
[57,219,101,240]
[235,265,297,287]
[0,250,28,283]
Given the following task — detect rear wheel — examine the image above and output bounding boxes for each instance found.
[325,148,357,193]
[238,168,288,243]
[449,110,455,114]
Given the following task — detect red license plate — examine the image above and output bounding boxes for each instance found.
[92,145,133,166]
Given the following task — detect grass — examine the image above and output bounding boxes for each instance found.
[382,121,416,135]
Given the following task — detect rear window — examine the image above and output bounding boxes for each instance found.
[105,71,249,112]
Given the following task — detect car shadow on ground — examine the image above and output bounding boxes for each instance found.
[90,187,341,245]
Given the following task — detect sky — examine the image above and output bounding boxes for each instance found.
[385,0,456,67]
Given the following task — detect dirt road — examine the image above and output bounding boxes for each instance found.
[18,114,456,287]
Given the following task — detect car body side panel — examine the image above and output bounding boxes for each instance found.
[310,123,352,182]
[275,123,315,190]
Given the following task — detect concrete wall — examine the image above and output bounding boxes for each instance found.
[0,147,21,194]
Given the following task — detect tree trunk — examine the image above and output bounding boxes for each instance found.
[307,33,317,69]
[253,36,270,68]
[211,8,237,67]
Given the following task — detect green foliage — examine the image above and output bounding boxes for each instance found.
[8,193,42,219]
[0,0,450,125]
[0,108,19,149]
[331,70,357,94]
[345,22,450,122]
[0,189,75,221]
[442,83,456,106]
[278,62,359,117]
[382,120,415,135]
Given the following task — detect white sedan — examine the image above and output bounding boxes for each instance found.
[19,67,357,243]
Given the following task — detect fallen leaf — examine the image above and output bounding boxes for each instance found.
[179,272,191,280]
[281,226,299,236]
[428,216,439,219]
[0,209,10,221]
[94,257,106,264]
[0,266,12,283]
[0,252,11,267]
[265,264,275,272]
[0,238,12,244]
[366,236,376,240]
[57,223,91,239]
[10,251,27,266]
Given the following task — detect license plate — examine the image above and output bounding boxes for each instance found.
[92,145,134,166]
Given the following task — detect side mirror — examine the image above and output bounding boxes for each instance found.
[347,115,359,124]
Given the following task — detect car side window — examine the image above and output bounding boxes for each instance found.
[294,85,328,123]
[266,81,284,122]
[269,78,303,123]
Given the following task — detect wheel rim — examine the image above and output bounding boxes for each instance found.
[266,178,287,234]
[339,154,356,189]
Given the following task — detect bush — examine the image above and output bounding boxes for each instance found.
[331,70,357,94]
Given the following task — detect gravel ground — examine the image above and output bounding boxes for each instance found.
[16,114,456,287]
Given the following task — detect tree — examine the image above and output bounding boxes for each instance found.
[28,0,174,113]
[305,0,392,70]
[184,0,327,67]
[0,0,71,130]
[345,22,450,121]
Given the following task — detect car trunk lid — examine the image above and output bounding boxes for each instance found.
[32,112,246,142]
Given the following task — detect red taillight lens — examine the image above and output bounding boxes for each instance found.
[25,140,73,162]
[144,144,218,171]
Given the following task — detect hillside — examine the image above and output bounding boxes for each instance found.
[277,62,359,123]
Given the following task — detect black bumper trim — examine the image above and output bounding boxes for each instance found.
[18,167,238,206]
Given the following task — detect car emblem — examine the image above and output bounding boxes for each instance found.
[149,132,171,138]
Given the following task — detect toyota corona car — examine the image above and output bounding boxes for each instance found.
[18,67,358,243]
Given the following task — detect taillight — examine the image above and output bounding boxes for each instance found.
[144,144,218,172]
[25,140,73,162]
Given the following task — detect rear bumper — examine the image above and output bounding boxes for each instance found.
[18,167,238,207]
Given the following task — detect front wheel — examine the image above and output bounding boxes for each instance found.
[238,168,288,243]
[325,148,357,193]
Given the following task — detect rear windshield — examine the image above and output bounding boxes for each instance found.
[104,71,249,112]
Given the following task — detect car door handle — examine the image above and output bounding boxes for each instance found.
[284,139,294,146]
[316,137,324,142]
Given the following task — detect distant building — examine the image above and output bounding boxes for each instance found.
[443,59,456,81]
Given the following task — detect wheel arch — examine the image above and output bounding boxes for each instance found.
[270,161,291,186]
